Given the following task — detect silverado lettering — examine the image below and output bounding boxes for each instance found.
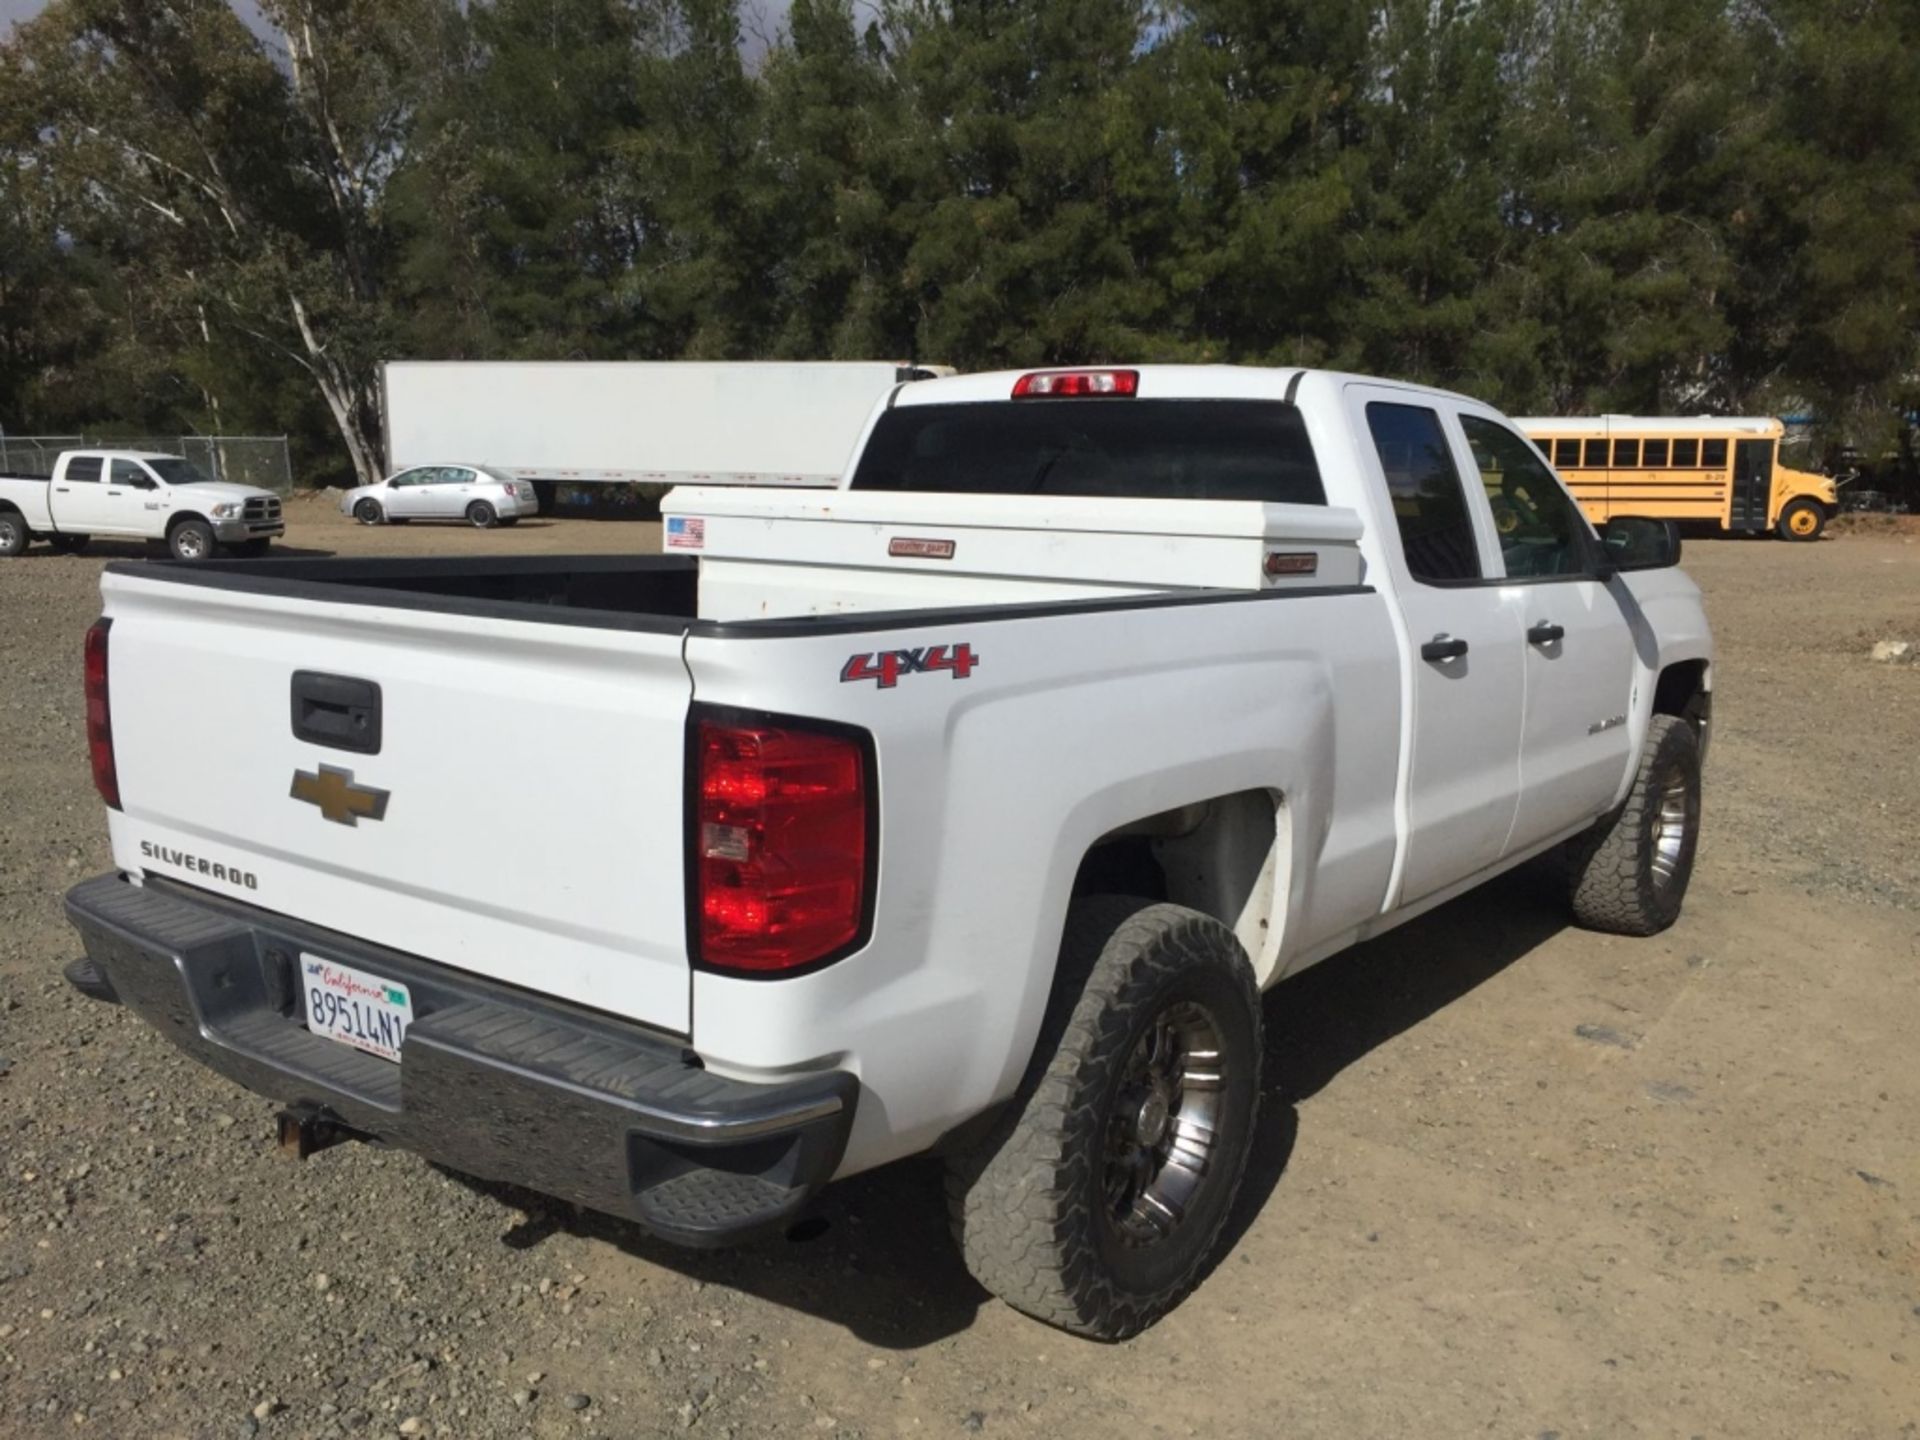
[138,840,259,891]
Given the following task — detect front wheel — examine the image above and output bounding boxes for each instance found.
[353,498,384,526]
[1777,498,1826,541]
[1564,713,1702,935]
[466,501,497,529]
[946,898,1261,1339]
[168,519,215,562]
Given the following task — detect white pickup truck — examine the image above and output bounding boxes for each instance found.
[62,367,1712,1338]
[0,449,284,560]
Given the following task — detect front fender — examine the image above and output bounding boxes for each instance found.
[1611,566,1714,802]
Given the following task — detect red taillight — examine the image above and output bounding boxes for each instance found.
[1011,369,1139,398]
[84,618,120,811]
[694,717,871,973]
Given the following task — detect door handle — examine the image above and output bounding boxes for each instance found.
[54,487,69,493]
[1527,622,1566,645]
[1421,635,1469,662]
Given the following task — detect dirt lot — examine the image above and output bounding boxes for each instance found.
[2,504,1917,1440]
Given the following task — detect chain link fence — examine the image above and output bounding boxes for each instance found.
[0,434,293,494]
[0,435,84,476]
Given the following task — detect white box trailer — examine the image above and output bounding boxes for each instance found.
[381,360,943,488]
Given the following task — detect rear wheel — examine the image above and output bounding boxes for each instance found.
[167,518,215,562]
[466,501,497,529]
[946,897,1261,1339]
[1777,498,1826,541]
[353,498,384,526]
[48,533,90,554]
[1565,714,1702,936]
[0,511,27,557]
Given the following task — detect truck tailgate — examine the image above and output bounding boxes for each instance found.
[99,570,695,1033]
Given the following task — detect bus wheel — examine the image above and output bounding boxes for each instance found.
[1778,499,1826,541]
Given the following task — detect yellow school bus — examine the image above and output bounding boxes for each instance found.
[1514,416,1838,540]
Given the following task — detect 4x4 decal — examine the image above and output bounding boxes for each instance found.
[841,643,980,689]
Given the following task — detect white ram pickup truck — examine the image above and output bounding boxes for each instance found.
[0,449,284,560]
[62,367,1712,1338]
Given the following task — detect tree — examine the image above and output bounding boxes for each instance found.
[1,0,459,485]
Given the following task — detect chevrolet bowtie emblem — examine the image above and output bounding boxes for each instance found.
[290,764,390,826]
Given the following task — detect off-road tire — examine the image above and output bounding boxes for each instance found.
[1565,714,1701,936]
[1777,498,1825,542]
[354,498,384,525]
[466,501,497,529]
[946,897,1261,1340]
[167,518,216,562]
[48,533,90,554]
[0,511,28,557]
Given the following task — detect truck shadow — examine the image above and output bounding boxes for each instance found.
[17,540,338,560]
[447,866,1569,1348]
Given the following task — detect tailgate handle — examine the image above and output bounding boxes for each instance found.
[291,671,382,755]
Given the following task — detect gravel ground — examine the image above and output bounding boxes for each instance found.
[2,506,1918,1439]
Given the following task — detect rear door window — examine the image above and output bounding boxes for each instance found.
[1364,401,1483,583]
[850,399,1325,505]
[64,456,103,483]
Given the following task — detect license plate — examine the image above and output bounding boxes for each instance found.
[301,954,414,1063]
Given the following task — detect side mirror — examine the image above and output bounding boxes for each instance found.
[1597,516,1682,573]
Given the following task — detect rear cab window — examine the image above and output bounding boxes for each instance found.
[848,399,1326,505]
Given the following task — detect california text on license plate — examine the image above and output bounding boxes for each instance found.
[301,954,415,1063]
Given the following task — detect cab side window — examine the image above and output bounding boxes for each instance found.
[1365,402,1483,583]
[109,459,150,487]
[1460,415,1593,580]
[64,456,103,483]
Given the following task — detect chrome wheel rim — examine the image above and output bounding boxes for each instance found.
[1650,767,1693,887]
[1103,1000,1225,1247]
[175,529,206,559]
[0,519,18,549]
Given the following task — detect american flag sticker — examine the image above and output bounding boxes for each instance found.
[666,516,706,550]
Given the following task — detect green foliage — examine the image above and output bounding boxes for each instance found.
[1,0,1915,482]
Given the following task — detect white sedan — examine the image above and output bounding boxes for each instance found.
[341,464,539,528]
